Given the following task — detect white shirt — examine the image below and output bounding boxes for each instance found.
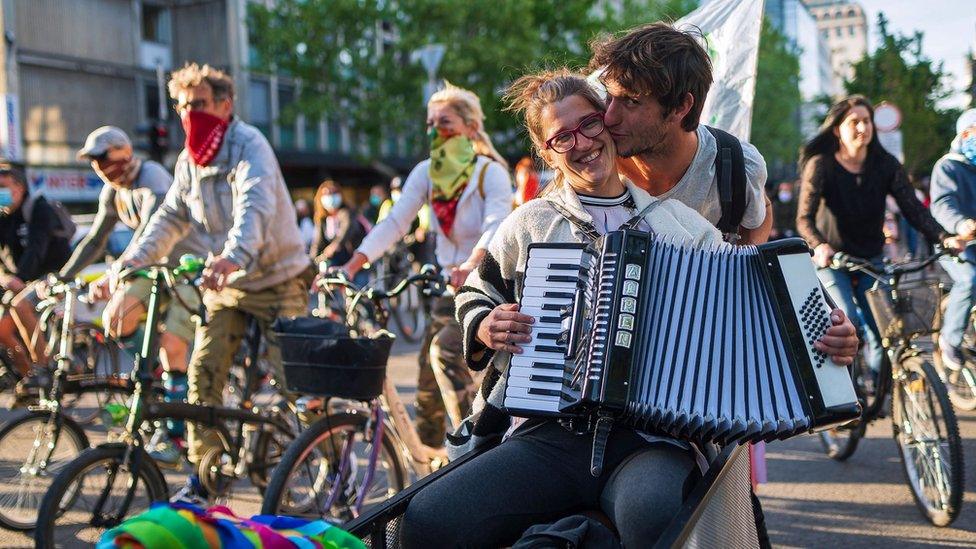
[357,156,513,269]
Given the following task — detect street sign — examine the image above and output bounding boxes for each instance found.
[874,102,902,133]
[417,44,445,77]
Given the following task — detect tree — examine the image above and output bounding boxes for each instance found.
[247,0,695,159]
[844,14,957,179]
[750,17,802,182]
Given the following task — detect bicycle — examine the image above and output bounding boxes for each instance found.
[932,292,976,411]
[816,250,964,527]
[261,265,451,523]
[0,277,131,531]
[371,234,428,342]
[34,257,297,548]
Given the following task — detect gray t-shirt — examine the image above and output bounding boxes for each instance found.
[655,125,768,230]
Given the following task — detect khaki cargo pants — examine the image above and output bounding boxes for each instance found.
[186,275,308,465]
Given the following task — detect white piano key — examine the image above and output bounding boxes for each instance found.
[503,396,561,413]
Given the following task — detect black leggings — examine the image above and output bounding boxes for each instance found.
[400,420,701,548]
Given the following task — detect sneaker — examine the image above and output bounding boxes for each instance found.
[940,336,965,371]
[170,474,210,505]
[148,439,183,468]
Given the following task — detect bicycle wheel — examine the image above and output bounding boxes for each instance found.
[0,411,88,530]
[891,357,964,527]
[35,444,168,548]
[62,327,126,425]
[819,347,871,461]
[261,411,405,522]
[390,281,423,343]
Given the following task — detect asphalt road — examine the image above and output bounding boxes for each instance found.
[1,336,974,547]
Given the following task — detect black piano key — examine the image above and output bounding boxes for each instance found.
[547,263,584,271]
[541,304,563,311]
[537,332,559,340]
[547,275,580,283]
[538,316,562,324]
[529,374,563,383]
[532,361,564,370]
[536,345,566,354]
[528,388,562,397]
[544,292,574,299]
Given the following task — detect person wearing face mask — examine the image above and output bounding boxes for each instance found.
[123,63,311,497]
[60,126,208,464]
[311,179,367,281]
[770,180,798,240]
[293,198,315,251]
[339,82,514,449]
[0,165,72,380]
[363,183,388,226]
[930,109,976,370]
[797,95,962,377]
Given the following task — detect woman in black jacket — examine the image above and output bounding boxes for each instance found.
[797,95,959,374]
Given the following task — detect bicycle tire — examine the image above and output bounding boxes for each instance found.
[0,411,88,531]
[891,357,964,527]
[34,444,168,548]
[261,412,406,521]
[390,284,423,343]
[61,326,126,425]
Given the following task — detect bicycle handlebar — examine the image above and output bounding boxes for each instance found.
[830,247,964,278]
[317,263,447,303]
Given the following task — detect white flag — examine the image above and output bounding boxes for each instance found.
[677,0,764,141]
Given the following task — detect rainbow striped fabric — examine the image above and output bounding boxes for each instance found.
[96,502,366,549]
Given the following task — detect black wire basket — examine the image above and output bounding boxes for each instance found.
[272,317,393,400]
[865,279,943,340]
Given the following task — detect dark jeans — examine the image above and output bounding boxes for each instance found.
[400,420,700,549]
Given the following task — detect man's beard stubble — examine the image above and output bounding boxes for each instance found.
[615,119,671,160]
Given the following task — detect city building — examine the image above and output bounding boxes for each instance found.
[766,0,835,138]
[803,0,869,94]
[0,0,408,205]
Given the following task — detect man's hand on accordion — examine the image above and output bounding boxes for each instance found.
[815,308,859,366]
[477,303,535,354]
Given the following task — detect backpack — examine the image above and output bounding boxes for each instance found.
[22,194,77,240]
[705,126,747,243]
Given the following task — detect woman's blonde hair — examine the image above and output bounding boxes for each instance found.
[429,81,508,169]
[503,68,607,196]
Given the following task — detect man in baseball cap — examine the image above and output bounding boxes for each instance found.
[930,108,976,370]
[67,124,208,465]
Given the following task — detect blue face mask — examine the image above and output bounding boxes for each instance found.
[369,195,382,207]
[961,135,976,165]
[0,188,12,208]
[320,194,342,211]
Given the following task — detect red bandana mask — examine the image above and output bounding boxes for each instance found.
[182,110,229,167]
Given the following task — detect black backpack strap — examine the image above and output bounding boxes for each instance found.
[706,126,746,243]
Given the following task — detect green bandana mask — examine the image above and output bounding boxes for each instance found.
[429,129,476,201]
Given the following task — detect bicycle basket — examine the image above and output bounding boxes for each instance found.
[272,317,393,400]
[865,279,942,340]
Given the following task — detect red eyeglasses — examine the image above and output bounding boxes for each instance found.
[544,112,606,154]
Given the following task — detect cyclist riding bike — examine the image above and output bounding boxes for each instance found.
[797,95,963,376]
[0,165,72,384]
[339,82,513,449]
[61,125,211,464]
[930,108,976,369]
[123,63,312,500]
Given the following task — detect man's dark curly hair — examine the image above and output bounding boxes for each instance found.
[589,23,713,131]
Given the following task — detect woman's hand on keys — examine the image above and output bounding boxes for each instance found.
[477,303,535,354]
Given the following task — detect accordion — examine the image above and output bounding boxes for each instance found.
[505,230,860,448]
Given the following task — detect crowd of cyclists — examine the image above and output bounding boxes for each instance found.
[0,20,972,547]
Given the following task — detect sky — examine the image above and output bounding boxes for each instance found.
[857,0,975,109]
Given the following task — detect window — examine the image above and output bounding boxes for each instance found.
[278,85,296,149]
[144,82,161,121]
[305,119,320,151]
[327,118,342,151]
[249,80,271,138]
[849,25,855,36]
[141,4,171,44]
[823,30,830,40]
[835,26,842,37]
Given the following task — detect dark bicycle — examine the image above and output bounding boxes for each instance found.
[817,250,964,526]
[34,257,297,548]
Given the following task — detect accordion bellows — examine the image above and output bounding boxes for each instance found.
[505,231,860,446]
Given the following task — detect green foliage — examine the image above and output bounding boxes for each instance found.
[750,17,802,177]
[844,13,956,179]
[247,0,695,159]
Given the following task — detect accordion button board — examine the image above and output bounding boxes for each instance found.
[505,231,861,446]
